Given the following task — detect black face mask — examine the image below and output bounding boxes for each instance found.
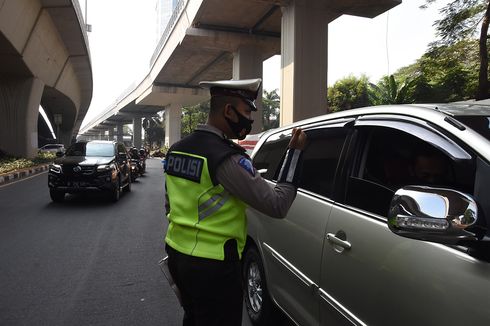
[225,106,254,140]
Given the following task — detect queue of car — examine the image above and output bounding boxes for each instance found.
[48,141,148,202]
[243,103,490,326]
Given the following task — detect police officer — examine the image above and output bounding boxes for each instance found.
[164,78,307,326]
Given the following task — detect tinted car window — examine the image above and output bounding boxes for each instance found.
[299,128,348,197]
[345,126,475,216]
[253,135,290,181]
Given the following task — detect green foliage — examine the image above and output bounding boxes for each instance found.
[143,116,166,148]
[181,101,209,137]
[421,0,490,99]
[422,0,487,45]
[327,75,371,112]
[0,151,55,175]
[262,89,280,130]
[395,39,479,102]
[369,75,417,105]
[151,145,169,158]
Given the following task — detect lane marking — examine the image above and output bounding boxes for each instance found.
[0,171,48,188]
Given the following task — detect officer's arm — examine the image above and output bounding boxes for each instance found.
[216,154,297,218]
[218,128,306,218]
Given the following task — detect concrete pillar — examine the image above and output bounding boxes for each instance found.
[59,128,74,147]
[233,44,264,133]
[0,77,44,158]
[116,122,124,142]
[280,1,334,126]
[133,116,142,148]
[165,104,182,148]
[108,127,115,141]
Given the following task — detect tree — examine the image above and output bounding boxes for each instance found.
[143,116,165,148]
[395,39,479,102]
[181,101,209,137]
[422,0,490,99]
[327,75,371,112]
[369,75,416,105]
[262,89,280,130]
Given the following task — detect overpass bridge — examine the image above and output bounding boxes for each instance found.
[0,0,92,158]
[79,0,401,148]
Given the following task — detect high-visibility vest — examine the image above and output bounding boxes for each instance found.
[165,130,248,261]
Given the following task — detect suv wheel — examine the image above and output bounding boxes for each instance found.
[50,189,65,202]
[111,178,120,202]
[243,246,282,326]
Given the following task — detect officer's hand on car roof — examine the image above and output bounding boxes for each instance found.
[288,128,307,150]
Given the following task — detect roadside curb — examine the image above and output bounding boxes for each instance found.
[0,164,50,186]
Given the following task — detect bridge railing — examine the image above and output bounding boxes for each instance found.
[81,0,190,133]
[150,0,189,68]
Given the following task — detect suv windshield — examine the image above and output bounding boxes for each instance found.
[65,143,115,157]
[454,116,490,141]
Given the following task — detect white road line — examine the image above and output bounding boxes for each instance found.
[0,171,48,188]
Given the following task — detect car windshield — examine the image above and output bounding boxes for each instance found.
[65,143,114,157]
[454,116,490,141]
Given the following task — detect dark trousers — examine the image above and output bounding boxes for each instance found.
[166,245,243,326]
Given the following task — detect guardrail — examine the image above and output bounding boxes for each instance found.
[150,0,189,67]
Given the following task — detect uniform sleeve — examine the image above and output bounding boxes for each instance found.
[216,154,297,218]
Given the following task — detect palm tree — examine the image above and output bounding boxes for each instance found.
[369,75,416,105]
[262,89,280,130]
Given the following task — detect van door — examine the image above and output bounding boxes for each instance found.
[249,125,350,325]
[319,117,490,325]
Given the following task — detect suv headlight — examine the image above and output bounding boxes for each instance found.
[49,164,62,174]
[97,163,116,172]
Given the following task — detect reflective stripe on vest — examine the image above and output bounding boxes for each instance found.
[198,191,231,221]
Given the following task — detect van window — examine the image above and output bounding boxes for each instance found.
[298,128,348,198]
[253,136,290,181]
[345,126,475,217]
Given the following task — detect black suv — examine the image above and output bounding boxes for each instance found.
[48,141,131,202]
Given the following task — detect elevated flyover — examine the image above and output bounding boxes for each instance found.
[80,0,400,148]
[0,0,92,157]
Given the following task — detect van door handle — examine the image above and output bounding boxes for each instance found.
[326,233,351,249]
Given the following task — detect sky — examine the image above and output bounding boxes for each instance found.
[78,0,450,128]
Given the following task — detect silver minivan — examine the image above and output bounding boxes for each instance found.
[243,103,490,326]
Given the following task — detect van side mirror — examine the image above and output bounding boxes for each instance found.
[388,186,479,244]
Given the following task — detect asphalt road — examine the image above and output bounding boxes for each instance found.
[0,158,285,326]
[0,158,183,325]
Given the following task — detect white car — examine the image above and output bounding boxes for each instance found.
[39,144,65,153]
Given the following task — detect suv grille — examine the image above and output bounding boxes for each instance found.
[62,165,95,176]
